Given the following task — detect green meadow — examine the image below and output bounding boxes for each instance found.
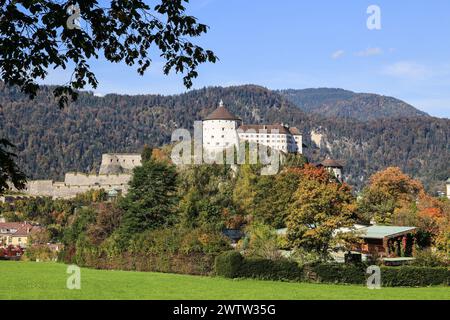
[0,261,448,300]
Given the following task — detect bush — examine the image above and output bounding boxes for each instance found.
[308,263,449,287]
[214,253,449,287]
[381,266,449,287]
[239,257,303,281]
[23,245,58,262]
[215,251,243,278]
[310,263,367,284]
[412,249,448,267]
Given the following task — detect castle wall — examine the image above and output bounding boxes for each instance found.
[24,174,132,199]
[64,172,131,186]
[23,153,139,199]
[99,153,141,174]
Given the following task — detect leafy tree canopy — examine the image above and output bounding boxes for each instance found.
[286,166,356,258]
[0,139,26,194]
[0,0,217,107]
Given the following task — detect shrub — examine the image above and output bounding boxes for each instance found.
[240,223,281,260]
[23,245,58,262]
[381,266,449,287]
[412,249,448,267]
[310,263,367,284]
[308,263,449,287]
[215,251,243,278]
[239,257,303,281]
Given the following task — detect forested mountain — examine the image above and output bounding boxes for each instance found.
[278,88,429,121]
[0,83,448,193]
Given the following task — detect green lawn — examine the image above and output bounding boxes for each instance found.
[0,261,448,300]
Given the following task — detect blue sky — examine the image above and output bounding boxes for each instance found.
[42,0,450,118]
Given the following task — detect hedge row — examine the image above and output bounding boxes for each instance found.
[61,247,216,276]
[381,266,449,287]
[308,263,367,284]
[215,251,450,287]
[214,250,302,281]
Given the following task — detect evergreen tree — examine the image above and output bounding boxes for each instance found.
[119,158,178,236]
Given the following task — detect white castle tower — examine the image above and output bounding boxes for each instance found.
[202,100,241,151]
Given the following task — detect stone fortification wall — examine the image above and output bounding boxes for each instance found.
[99,153,142,174]
[25,173,132,199]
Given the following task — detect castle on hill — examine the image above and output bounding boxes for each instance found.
[203,100,304,154]
[23,101,306,199]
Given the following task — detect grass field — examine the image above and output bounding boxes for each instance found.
[0,261,449,300]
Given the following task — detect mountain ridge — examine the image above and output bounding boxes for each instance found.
[0,83,448,193]
[278,88,430,121]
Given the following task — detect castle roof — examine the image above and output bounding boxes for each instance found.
[288,127,301,135]
[238,124,291,135]
[204,100,240,121]
[318,159,344,168]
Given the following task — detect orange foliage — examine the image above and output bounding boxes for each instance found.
[369,167,424,196]
[286,164,331,183]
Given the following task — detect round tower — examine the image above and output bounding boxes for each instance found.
[202,100,241,151]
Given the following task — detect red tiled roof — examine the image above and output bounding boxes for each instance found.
[318,159,344,168]
[205,105,240,121]
[289,127,301,135]
[0,222,41,236]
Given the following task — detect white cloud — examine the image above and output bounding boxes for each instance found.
[382,61,432,79]
[331,50,345,60]
[356,47,383,57]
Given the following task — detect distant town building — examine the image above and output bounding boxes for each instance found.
[0,222,42,248]
[316,159,344,182]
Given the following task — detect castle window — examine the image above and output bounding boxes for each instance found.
[221,135,224,138]
[222,128,225,131]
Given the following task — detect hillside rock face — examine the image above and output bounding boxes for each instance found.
[0,83,448,192]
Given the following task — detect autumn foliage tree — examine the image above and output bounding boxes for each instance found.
[358,167,424,224]
[286,165,357,259]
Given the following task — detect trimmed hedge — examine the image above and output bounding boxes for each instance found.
[381,266,449,287]
[239,257,303,281]
[311,263,450,287]
[215,251,302,281]
[214,250,243,278]
[214,251,449,287]
[309,263,367,284]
